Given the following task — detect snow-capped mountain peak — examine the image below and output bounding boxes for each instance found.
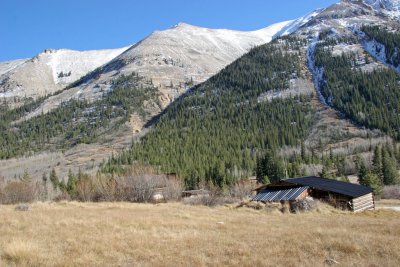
[0,46,129,101]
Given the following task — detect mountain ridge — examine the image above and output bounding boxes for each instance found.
[5,10,321,124]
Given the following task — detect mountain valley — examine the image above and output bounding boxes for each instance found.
[0,0,399,188]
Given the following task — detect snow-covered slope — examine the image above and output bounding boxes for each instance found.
[0,59,28,76]
[0,47,129,102]
[362,0,400,19]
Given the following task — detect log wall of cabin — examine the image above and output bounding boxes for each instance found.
[351,193,375,212]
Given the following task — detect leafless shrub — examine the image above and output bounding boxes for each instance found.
[90,164,183,203]
[91,175,121,202]
[227,181,254,200]
[118,174,162,202]
[0,179,40,204]
[163,178,183,202]
[382,186,400,199]
[76,173,95,202]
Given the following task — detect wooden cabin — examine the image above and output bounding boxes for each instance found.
[253,176,375,212]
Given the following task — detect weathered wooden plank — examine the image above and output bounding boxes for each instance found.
[353,203,374,210]
[352,193,373,203]
[353,201,374,212]
[353,193,373,199]
[353,200,373,206]
[353,204,374,212]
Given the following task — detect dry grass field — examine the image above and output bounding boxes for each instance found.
[0,202,400,267]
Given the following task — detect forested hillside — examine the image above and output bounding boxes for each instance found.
[313,33,400,139]
[0,74,160,159]
[104,37,316,187]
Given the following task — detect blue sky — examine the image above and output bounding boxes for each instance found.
[0,0,337,62]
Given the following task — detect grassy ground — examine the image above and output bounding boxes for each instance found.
[376,199,400,206]
[0,202,399,267]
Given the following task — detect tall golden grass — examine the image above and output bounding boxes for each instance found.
[0,202,399,266]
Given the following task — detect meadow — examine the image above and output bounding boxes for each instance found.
[1,201,400,266]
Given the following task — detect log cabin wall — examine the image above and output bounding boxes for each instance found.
[351,193,375,212]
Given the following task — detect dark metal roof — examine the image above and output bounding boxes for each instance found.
[252,186,309,202]
[284,176,373,198]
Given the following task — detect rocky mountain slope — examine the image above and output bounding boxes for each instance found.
[11,12,320,122]
[0,47,129,107]
[71,12,321,100]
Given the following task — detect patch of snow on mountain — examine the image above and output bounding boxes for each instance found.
[353,27,400,71]
[41,47,130,85]
[251,20,294,41]
[0,59,28,76]
[363,0,400,19]
[273,9,323,36]
[307,36,329,106]
[363,39,400,71]
[364,39,387,62]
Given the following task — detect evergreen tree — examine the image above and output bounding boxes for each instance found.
[363,172,383,196]
[301,142,307,162]
[356,157,368,185]
[382,148,400,185]
[372,146,383,182]
[320,165,330,179]
[22,170,31,182]
[49,168,59,190]
[42,172,48,200]
[256,150,285,184]
[66,169,77,197]
[255,156,265,183]
[59,180,67,193]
